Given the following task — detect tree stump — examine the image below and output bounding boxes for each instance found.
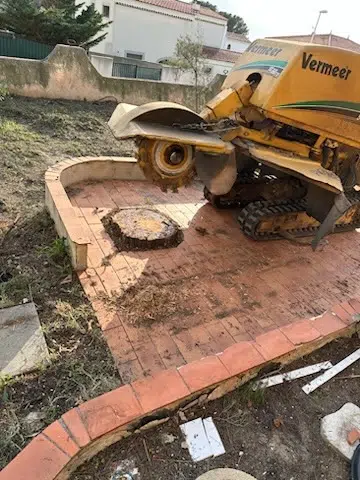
[102,208,183,251]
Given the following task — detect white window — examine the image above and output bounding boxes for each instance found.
[126,52,144,60]
[103,4,110,17]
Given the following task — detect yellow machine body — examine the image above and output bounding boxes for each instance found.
[222,39,360,148]
[108,39,360,248]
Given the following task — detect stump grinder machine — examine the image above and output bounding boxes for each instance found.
[109,38,360,249]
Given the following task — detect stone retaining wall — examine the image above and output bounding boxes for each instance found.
[0,45,225,109]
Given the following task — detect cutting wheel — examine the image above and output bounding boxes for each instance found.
[136,138,196,192]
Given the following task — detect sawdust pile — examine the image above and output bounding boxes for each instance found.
[118,281,192,326]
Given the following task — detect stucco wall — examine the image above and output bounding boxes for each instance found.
[196,17,227,50]
[0,45,225,109]
[84,0,227,62]
[112,2,193,62]
[161,58,233,86]
[223,36,250,54]
[89,53,113,77]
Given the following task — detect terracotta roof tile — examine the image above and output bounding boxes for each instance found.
[202,46,240,63]
[136,0,192,14]
[199,6,227,21]
[135,0,227,20]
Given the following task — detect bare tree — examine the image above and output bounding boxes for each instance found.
[168,35,210,111]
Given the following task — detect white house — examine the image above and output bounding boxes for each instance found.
[83,0,250,83]
[223,31,252,53]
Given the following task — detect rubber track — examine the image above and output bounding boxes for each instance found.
[204,174,280,209]
[239,192,360,240]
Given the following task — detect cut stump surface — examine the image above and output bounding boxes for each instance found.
[102,207,183,251]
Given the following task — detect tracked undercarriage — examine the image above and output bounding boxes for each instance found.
[205,174,360,245]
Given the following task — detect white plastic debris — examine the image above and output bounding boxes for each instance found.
[303,348,360,394]
[111,459,139,480]
[203,418,226,457]
[196,469,257,480]
[180,417,225,462]
[253,362,333,390]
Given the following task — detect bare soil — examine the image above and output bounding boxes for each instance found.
[72,335,360,480]
[0,96,133,469]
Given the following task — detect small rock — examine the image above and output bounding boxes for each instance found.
[181,441,188,449]
[182,399,199,412]
[182,394,208,411]
[24,411,46,433]
[179,411,187,422]
[137,417,169,432]
[321,403,360,461]
[161,433,177,445]
[198,393,208,406]
[273,417,284,429]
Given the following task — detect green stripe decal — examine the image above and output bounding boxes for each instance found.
[276,100,360,113]
[239,60,288,68]
[233,60,288,72]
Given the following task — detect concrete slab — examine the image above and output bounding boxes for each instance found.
[196,469,257,480]
[0,302,50,377]
[321,403,360,461]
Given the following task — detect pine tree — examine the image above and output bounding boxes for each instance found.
[220,12,249,36]
[0,0,110,48]
[194,1,249,36]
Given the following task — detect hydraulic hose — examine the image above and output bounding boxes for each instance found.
[351,445,360,480]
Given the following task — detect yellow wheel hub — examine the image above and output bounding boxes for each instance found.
[137,139,195,191]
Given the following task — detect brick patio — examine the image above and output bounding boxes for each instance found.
[69,179,360,383]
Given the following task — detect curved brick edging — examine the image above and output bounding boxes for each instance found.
[1,303,359,480]
[45,156,144,270]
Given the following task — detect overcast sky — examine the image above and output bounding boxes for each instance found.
[186,1,360,44]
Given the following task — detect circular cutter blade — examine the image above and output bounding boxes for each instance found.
[136,138,196,192]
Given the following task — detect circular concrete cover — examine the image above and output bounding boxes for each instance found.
[196,469,257,480]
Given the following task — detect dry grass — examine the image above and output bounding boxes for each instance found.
[98,279,195,327]
[0,96,130,469]
[122,283,190,325]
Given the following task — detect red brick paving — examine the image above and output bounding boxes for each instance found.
[42,421,79,457]
[4,299,360,479]
[2,434,70,480]
[78,384,142,440]
[69,179,360,383]
[61,408,91,448]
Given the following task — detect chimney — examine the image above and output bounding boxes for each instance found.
[193,2,201,13]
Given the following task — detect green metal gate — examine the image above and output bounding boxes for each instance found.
[112,62,161,81]
[0,36,53,60]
